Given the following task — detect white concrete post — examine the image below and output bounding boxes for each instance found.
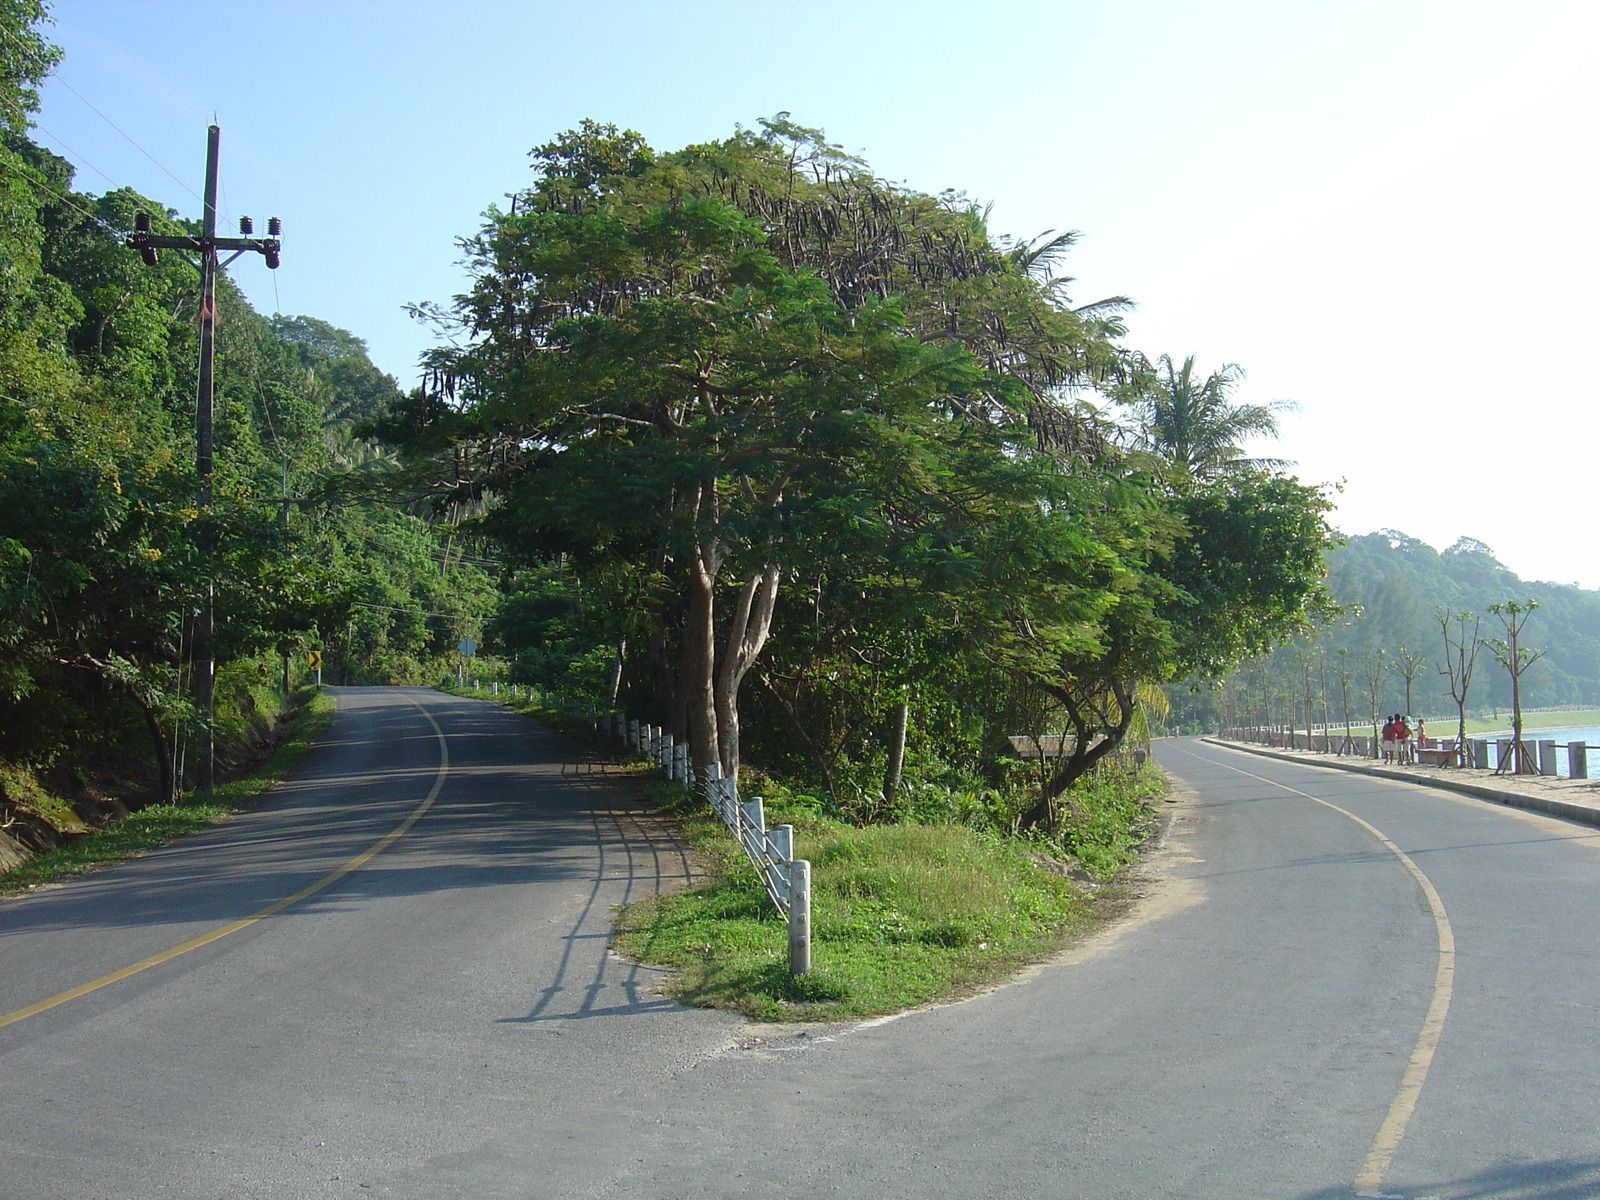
[787,859,811,976]
[1538,739,1558,776]
[1569,742,1589,779]
[741,796,765,858]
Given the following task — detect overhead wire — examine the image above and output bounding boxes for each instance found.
[0,153,125,237]
[45,69,202,204]
[26,121,117,189]
[50,0,210,126]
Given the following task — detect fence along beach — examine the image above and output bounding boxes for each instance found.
[1218,721,1600,779]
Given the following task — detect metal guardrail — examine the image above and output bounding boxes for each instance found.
[598,706,812,976]
[449,684,814,974]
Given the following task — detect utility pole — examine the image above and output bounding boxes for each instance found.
[127,124,281,795]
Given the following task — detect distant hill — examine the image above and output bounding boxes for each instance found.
[1325,531,1600,713]
[1169,531,1600,728]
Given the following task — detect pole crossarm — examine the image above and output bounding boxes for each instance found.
[122,123,282,795]
[127,233,281,255]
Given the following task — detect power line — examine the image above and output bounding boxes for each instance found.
[28,121,118,189]
[47,70,202,204]
[351,600,475,621]
[0,154,124,237]
[51,0,210,126]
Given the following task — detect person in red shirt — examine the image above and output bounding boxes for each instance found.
[1381,715,1398,763]
[1395,714,1414,764]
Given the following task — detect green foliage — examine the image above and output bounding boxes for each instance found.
[1121,353,1292,478]
[0,1,58,136]
[0,4,493,801]
[0,689,333,896]
[387,115,1334,834]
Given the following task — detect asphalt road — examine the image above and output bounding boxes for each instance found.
[3,702,1598,1199]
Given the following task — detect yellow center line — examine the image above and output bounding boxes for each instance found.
[0,692,449,1033]
[1182,744,1454,1197]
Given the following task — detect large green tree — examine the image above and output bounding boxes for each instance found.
[384,117,1138,780]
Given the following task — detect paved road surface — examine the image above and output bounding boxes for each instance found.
[3,699,1598,1198]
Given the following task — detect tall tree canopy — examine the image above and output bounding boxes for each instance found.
[383,116,1335,823]
[1123,353,1292,479]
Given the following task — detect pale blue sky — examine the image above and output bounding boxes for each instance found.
[32,0,1600,586]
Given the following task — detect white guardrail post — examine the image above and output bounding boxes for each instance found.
[591,718,811,975]
[787,859,811,976]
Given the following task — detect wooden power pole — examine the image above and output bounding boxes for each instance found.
[127,124,281,795]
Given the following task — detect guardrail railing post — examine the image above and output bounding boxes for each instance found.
[1538,739,1558,776]
[1570,742,1589,779]
[741,795,765,858]
[787,859,811,976]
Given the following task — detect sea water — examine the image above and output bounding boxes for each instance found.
[1469,725,1600,776]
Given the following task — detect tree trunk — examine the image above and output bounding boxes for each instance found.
[684,559,720,772]
[1016,679,1136,832]
[606,636,626,705]
[883,700,909,802]
[713,563,781,778]
[130,686,175,808]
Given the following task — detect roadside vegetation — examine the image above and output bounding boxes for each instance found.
[472,684,1165,1020]
[0,689,332,897]
[6,0,1330,986]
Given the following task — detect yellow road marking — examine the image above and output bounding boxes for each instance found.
[1186,746,1455,1196]
[0,692,449,1032]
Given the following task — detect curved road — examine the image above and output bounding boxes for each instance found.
[2,700,1598,1198]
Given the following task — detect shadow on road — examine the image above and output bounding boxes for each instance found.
[1296,1156,1600,1199]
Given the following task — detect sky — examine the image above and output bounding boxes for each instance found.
[29,0,1600,587]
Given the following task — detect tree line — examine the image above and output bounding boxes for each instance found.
[1170,530,1600,743]
[2,0,1339,843]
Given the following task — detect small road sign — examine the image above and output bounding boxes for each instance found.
[457,636,478,657]
[306,650,322,670]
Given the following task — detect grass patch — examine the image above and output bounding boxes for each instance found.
[0,761,88,833]
[0,689,336,898]
[613,778,1096,1021]
[442,684,1159,1022]
[1055,761,1168,878]
[1434,709,1600,736]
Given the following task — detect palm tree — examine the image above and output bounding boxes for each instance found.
[1128,353,1294,478]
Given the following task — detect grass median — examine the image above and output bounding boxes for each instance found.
[454,682,1164,1021]
[0,690,336,898]
[611,777,1108,1022]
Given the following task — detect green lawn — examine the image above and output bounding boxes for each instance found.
[1428,709,1600,736]
[612,777,1109,1022]
[464,685,1164,1022]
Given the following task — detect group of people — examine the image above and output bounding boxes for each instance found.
[1381,713,1417,764]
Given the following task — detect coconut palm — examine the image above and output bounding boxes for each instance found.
[1129,353,1294,478]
